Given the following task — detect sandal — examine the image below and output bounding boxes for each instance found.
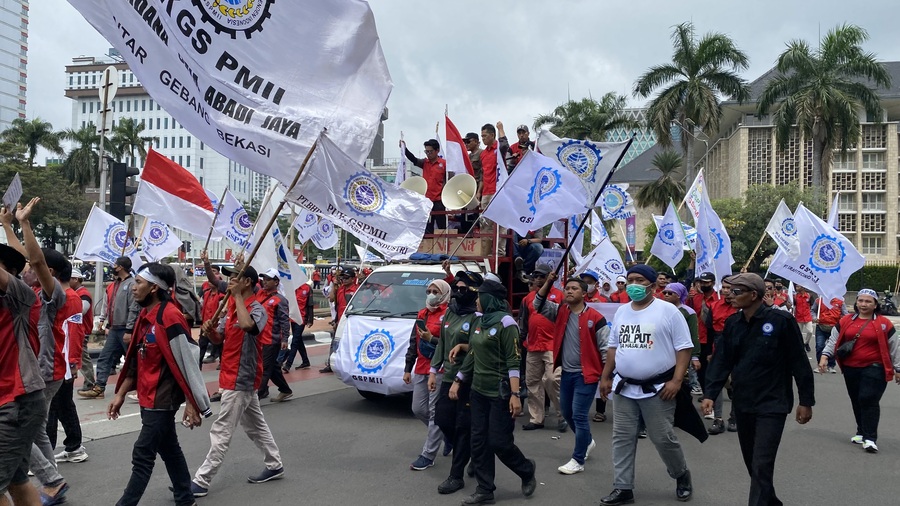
[592,413,606,422]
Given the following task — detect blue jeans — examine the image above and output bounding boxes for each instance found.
[97,328,128,388]
[815,326,835,368]
[513,241,544,273]
[559,371,595,464]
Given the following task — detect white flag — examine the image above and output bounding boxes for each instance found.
[354,244,382,263]
[69,0,392,186]
[209,189,253,249]
[650,201,687,269]
[311,219,339,251]
[140,219,183,262]
[286,134,432,260]
[599,184,636,220]
[536,129,630,201]
[292,208,319,244]
[765,199,800,259]
[483,150,589,237]
[769,204,864,301]
[576,237,626,284]
[827,191,840,229]
[683,169,706,221]
[73,206,143,268]
[250,199,307,323]
[495,140,509,189]
[653,215,697,249]
[694,199,734,287]
[2,172,22,209]
[396,140,408,184]
[590,210,608,246]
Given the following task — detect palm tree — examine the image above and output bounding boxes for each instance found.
[0,117,64,167]
[111,117,158,166]
[757,24,891,201]
[635,150,685,214]
[634,22,751,184]
[61,123,107,188]
[534,92,639,140]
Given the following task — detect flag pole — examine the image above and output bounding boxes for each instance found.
[210,139,319,322]
[202,186,229,253]
[554,136,635,276]
[120,215,135,256]
[72,203,97,260]
[616,221,634,263]
[236,183,277,260]
[742,230,768,272]
[132,216,150,252]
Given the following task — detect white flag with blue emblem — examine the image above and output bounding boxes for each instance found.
[250,199,307,323]
[575,236,626,284]
[590,210,608,246]
[286,134,432,260]
[683,169,707,221]
[73,205,143,269]
[292,207,320,244]
[536,129,630,201]
[769,204,864,301]
[765,199,800,259]
[599,184,636,220]
[139,219,183,262]
[209,189,253,250]
[311,218,339,251]
[694,199,733,288]
[652,215,697,249]
[650,201,687,269]
[482,150,589,237]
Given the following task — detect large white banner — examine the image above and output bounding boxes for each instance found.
[69,0,392,185]
[333,317,414,395]
[536,129,630,201]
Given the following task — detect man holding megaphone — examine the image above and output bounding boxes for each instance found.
[404,139,447,233]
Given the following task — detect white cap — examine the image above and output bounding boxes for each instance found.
[71,268,84,279]
[484,272,502,284]
[261,268,280,280]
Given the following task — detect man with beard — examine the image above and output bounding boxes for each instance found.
[107,263,211,506]
[506,125,535,172]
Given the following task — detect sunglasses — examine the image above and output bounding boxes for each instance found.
[452,285,476,293]
[730,288,749,296]
[616,281,625,285]
[662,291,677,296]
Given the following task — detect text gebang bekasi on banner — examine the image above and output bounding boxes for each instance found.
[69,0,393,185]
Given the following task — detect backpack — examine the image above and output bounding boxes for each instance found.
[172,268,202,327]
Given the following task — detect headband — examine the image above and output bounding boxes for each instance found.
[858,288,877,299]
[137,269,170,291]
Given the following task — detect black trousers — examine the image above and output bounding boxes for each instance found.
[116,409,194,506]
[698,341,712,392]
[197,333,221,368]
[426,200,447,234]
[734,411,787,506]
[842,364,888,442]
[469,390,533,494]
[258,343,292,397]
[434,380,471,480]
[284,322,310,368]
[47,378,82,452]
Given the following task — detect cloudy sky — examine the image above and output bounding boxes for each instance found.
[31,0,900,161]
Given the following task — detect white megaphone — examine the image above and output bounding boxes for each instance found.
[441,173,478,211]
[400,175,428,196]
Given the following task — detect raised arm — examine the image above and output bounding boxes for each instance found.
[16,198,55,296]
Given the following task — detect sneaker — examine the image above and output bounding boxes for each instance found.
[585,439,596,460]
[271,391,293,403]
[77,385,104,399]
[599,488,635,505]
[850,435,864,444]
[557,418,568,432]
[248,467,284,483]
[863,440,879,453]
[828,366,837,374]
[637,429,648,439]
[703,413,714,420]
[675,470,693,502]
[690,385,703,396]
[708,419,725,435]
[558,458,584,475]
[437,476,465,494]
[410,455,434,471]
[209,392,222,402]
[190,482,208,497]
[55,446,89,463]
[727,418,737,432]
[40,483,69,506]
[295,362,311,370]
[319,366,333,373]
[127,392,139,401]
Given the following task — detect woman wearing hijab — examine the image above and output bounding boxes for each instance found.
[820,289,900,453]
[405,279,451,470]
[450,279,537,505]
[662,282,701,381]
[430,270,483,495]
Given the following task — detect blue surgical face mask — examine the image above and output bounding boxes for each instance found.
[626,283,650,302]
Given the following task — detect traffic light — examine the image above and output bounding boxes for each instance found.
[110,161,140,221]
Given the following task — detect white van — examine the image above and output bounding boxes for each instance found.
[331,261,483,400]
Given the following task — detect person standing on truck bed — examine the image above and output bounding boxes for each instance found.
[404,138,447,233]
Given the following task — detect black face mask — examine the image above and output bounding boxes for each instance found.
[452,288,477,303]
[700,285,714,293]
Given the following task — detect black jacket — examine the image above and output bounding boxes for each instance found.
[705,304,815,414]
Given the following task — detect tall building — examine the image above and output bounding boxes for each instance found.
[607,107,656,165]
[0,0,28,131]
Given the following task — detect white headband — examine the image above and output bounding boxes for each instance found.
[137,269,170,291]
[858,289,877,299]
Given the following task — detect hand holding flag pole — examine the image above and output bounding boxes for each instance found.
[210,138,320,323]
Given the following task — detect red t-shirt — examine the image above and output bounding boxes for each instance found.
[709,297,737,333]
[585,292,610,303]
[688,291,720,344]
[610,290,630,303]
[422,157,447,201]
[75,285,94,336]
[295,284,311,321]
[63,287,87,371]
[414,305,447,375]
[0,276,41,407]
[255,291,280,346]
[523,288,563,352]
[818,298,844,326]
[335,282,359,323]
[481,141,501,196]
[794,292,813,323]
[312,271,321,282]
[838,317,896,368]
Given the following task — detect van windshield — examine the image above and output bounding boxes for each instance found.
[345,270,441,318]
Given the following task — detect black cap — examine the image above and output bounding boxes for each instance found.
[115,256,132,271]
[221,265,259,286]
[455,270,484,287]
[463,132,479,142]
[516,124,529,133]
[340,266,357,278]
[697,272,715,282]
[0,243,26,275]
[530,263,551,278]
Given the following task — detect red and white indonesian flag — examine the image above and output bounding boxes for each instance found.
[69,0,392,186]
[74,206,143,268]
[285,134,432,260]
[133,150,215,237]
[445,115,474,177]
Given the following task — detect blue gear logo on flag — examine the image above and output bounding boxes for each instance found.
[809,234,846,273]
[659,223,678,246]
[355,328,396,374]
[319,221,334,237]
[145,221,169,247]
[273,229,291,277]
[344,172,386,217]
[781,217,796,237]
[528,167,562,213]
[602,185,628,216]
[605,258,624,276]
[697,235,710,266]
[302,213,316,227]
[104,223,136,257]
[710,227,725,259]
[556,140,602,183]
[192,0,274,39]
[231,208,252,237]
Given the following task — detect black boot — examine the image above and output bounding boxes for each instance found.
[599,489,635,505]
[676,469,693,502]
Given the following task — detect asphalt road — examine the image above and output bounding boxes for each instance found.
[49,353,900,506]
